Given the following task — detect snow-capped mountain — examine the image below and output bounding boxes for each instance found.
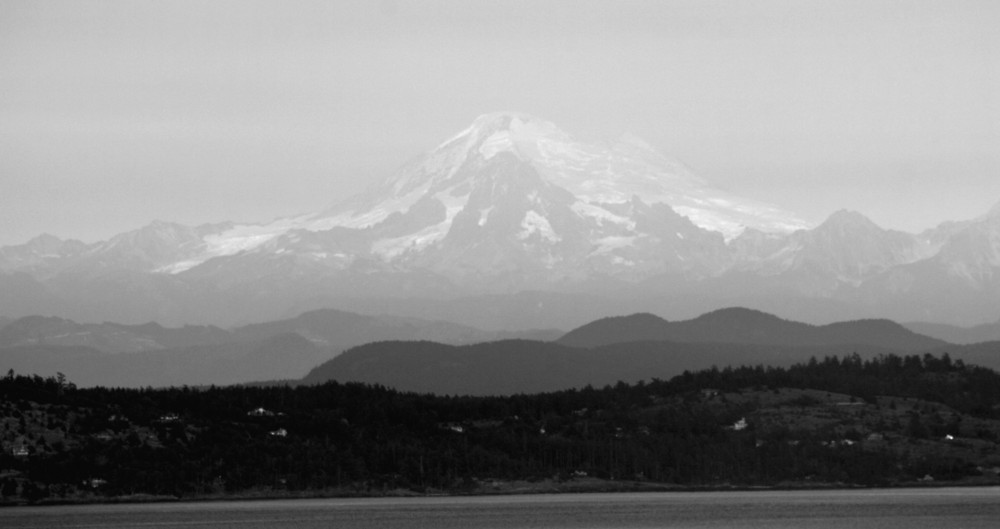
[729,210,937,285]
[129,112,808,289]
[150,112,807,278]
[314,112,807,239]
[1,112,999,328]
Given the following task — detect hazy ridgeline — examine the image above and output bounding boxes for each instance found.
[2,114,999,330]
[4,306,1000,391]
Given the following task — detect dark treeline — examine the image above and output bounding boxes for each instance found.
[2,353,999,503]
[670,352,1000,415]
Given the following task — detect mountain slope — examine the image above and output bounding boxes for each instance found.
[556,307,948,351]
[0,113,999,327]
[0,308,560,387]
[0,333,327,388]
[300,338,910,396]
[904,320,1000,345]
[231,308,512,348]
[0,315,233,353]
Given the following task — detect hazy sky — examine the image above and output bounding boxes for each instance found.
[1,0,998,246]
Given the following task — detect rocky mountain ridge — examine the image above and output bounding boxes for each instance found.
[1,112,998,327]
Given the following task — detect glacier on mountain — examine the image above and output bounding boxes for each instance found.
[6,112,1000,328]
[181,111,808,272]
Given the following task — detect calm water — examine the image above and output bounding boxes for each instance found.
[2,488,999,528]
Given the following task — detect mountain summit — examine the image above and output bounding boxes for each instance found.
[2,113,999,327]
[315,112,808,241]
[153,112,809,285]
[284,111,809,286]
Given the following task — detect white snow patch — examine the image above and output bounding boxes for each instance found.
[434,188,470,219]
[535,137,594,163]
[570,201,636,230]
[590,236,637,255]
[157,260,202,274]
[371,222,446,260]
[435,124,475,150]
[203,223,290,254]
[158,219,305,273]
[371,190,469,260]
[479,131,517,160]
[478,206,494,227]
[673,207,745,242]
[310,184,432,231]
[518,211,561,243]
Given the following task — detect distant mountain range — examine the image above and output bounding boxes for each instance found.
[0,309,558,387]
[4,305,998,392]
[302,307,977,395]
[2,112,999,328]
[557,308,947,351]
[903,319,1000,345]
[300,339,830,396]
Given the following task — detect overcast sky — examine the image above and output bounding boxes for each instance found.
[1,0,998,246]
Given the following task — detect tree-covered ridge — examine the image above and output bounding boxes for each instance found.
[2,353,1000,504]
[300,337,1000,396]
[556,308,946,351]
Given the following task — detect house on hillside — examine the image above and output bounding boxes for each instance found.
[439,422,465,433]
[729,418,748,431]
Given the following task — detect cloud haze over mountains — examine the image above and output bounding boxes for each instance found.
[3,2,999,246]
[3,305,992,390]
[4,2,998,336]
[2,113,998,328]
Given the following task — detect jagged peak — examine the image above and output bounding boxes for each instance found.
[432,112,559,157]
[460,112,566,143]
[469,111,540,129]
[23,233,63,247]
[817,209,881,231]
[8,233,90,254]
[615,132,655,151]
[30,232,62,242]
[825,209,870,222]
[108,220,191,241]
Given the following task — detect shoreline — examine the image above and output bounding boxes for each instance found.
[4,477,997,508]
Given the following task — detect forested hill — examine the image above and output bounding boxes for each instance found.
[556,308,947,351]
[301,338,946,396]
[3,353,1000,504]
